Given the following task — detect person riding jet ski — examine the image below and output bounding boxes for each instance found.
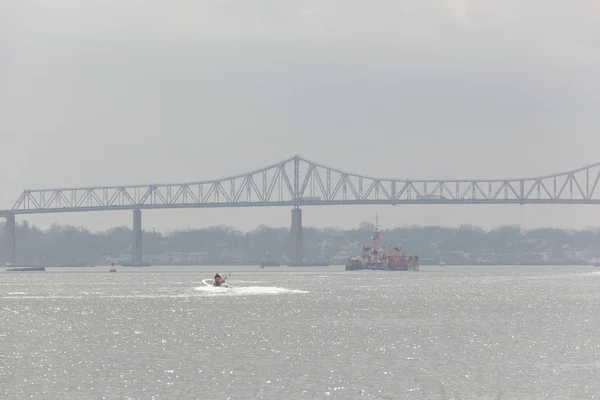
[214,273,222,287]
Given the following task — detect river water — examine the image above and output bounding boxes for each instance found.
[1,265,599,399]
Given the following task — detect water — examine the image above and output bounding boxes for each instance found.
[1,266,600,399]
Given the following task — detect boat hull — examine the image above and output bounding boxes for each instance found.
[202,279,231,288]
[345,263,418,271]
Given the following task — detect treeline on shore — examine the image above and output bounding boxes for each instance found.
[1,220,600,265]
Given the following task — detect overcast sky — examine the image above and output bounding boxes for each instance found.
[2,0,600,233]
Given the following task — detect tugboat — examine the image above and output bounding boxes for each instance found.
[345,215,419,271]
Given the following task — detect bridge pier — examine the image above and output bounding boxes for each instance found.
[290,207,303,263]
[4,213,16,265]
[132,209,142,264]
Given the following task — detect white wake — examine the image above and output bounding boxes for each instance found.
[193,282,308,296]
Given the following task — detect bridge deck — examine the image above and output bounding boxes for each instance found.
[4,155,600,215]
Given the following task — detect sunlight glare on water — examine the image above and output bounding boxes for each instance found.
[1,266,600,399]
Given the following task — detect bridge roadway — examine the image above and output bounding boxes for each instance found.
[2,155,600,265]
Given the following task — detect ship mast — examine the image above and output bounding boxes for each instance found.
[372,213,381,251]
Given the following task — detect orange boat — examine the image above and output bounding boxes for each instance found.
[345,216,419,271]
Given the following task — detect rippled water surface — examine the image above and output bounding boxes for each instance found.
[1,266,600,399]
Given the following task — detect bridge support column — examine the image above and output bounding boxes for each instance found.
[132,209,142,264]
[4,214,16,265]
[290,207,303,264]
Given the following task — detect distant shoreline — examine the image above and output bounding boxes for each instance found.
[3,261,598,268]
[420,260,597,267]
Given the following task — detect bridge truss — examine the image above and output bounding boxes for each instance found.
[9,155,600,214]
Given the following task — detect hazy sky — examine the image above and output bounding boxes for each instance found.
[2,0,600,233]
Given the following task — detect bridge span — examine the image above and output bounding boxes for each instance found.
[3,155,600,265]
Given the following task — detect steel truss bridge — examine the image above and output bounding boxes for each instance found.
[8,155,600,214]
[2,155,600,265]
